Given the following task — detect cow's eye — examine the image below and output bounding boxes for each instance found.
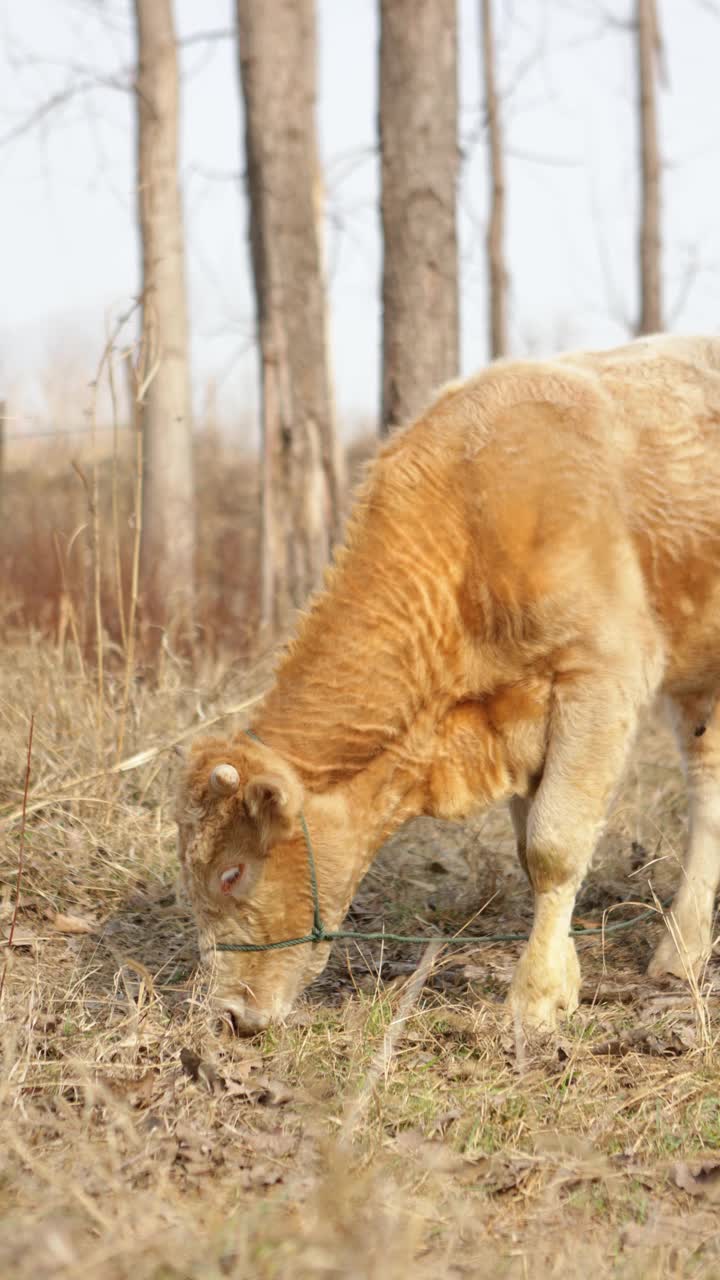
[220,865,244,894]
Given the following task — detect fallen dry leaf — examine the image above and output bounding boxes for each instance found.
[672,1160,720,1202]
[244,1161,285,1189]
[590,1026,693,1058]
[100,1070,158,1109]
[225,1074,293,1107]
[31,1012,59,1033]
[581,981,641,1006]
[463,1154,533,1194]
[0,893,43,921]
[179,1047,203,1079]
[242,1129,297,1160]
[1,928,41,950]
[395,1132,531,1193]
[179,1047,225,1095]
[178,1050,292,1106]
[48,911,96,935]
[174,1123,214,1167]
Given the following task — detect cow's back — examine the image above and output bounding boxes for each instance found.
[573,339,720,687]
[558,339,720,688]
[402,336,720,690]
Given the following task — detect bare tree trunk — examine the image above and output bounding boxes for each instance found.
[379,0,459,434]
[636,0,663,334]
[236,0,344,636]
[133,0,194,643]
[481,0,508,359]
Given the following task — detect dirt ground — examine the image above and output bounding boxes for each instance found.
[2,636,720,1279]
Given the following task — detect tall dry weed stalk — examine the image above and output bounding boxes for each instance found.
[0,714,34,1001]
[68,310,144,784]
[116,337,154,766]
[340,941,441,1144]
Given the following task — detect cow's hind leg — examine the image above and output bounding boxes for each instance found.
[648,693,720,980]
[508,783,539,879]
[509,670,644,1031]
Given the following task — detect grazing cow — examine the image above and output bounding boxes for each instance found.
[177,336,720,1033]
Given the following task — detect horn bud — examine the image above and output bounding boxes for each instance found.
[209,763,240,796]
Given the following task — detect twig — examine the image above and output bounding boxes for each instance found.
[0,715,35,999]
[0,78,121,149]
[176,27,234,48]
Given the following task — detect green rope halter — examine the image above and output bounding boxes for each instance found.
[215,731,663,954]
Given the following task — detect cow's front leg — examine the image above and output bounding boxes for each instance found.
[509,671,643,1031]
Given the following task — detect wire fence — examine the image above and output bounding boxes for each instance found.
[1,423,131,442]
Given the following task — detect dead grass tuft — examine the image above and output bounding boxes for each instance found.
[2,638,720,1278]
[1,432,375,662]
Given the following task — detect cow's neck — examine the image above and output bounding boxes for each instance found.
[252,495,468,792]
[299,696,531,932]
[302,729,440,930]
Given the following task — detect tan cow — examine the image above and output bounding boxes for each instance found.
[177,335,720,1033]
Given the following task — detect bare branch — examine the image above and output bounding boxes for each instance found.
[176,28,234,48]
[506,145,580,168]
[0,28,227,154]
[588,175,632,332]
[187,162,243,185]
[667,247,702,326]
[0,78,113,148]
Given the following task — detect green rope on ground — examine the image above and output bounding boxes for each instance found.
[215,732,665,956]
[215,908,662,954]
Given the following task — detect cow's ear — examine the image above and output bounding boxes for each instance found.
[244,771,302,847]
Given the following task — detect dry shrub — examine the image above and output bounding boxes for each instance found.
[1,432,261,658]
[1,428,375,663]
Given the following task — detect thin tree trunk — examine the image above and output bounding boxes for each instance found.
[236,0,344,636]
[133,0,194,643]
[636,0,662,334]
[481,0,508,359]
[379,0,459,434]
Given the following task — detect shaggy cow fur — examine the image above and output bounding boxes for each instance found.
[177,335,720,1033]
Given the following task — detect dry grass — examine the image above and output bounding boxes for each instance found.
[1,432,374,655]
[1,433,261,652]
[2,635,720,1279]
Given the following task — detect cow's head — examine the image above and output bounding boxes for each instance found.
[176,735,351,1033]
[177,685,552,1032]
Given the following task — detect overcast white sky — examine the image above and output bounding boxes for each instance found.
[1,0,719,443]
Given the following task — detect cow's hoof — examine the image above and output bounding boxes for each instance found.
[508,936,580,1032]
[647,929,706,982]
